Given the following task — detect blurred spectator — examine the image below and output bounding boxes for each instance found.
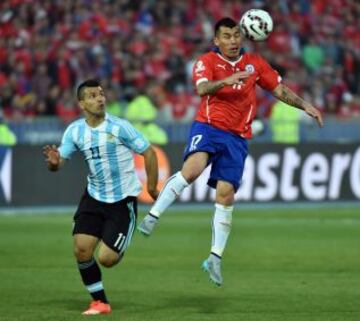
[125,92,168,145]
[105,87,124,117]
[269,100,301,144]
[302,36,324,72]
[164,85,198,123]
[31,62,52,100]
[0,0,358,123]
[55,89,79,123]
[0,110,16,146]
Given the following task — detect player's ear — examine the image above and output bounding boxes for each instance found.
[214,36,220,47]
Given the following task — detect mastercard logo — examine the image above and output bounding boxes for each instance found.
[134,146,171,203]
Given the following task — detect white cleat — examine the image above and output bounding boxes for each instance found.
[202,254,223,286]
[137,213,159,236]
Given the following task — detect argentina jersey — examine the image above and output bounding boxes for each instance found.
[59,114,150,203]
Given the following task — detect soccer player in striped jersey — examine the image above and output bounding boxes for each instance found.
[43,79,159,315]
[138,18,323,286]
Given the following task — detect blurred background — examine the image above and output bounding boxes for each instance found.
[0,0,360,208]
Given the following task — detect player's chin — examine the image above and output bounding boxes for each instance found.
[96,107,106,116]
[227,49,240,57]
[92,110,105,118]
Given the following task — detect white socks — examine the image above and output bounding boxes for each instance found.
[150,171,189,218]
[211,203,233,257]
[149,173,233,258]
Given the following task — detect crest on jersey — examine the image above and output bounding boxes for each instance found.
[107,134,116,142]
[245,64,255,73]
[195,60,205,73]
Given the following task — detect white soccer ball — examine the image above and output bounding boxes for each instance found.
[240,9,273,41]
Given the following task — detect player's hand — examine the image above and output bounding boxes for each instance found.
[147,187,159,201]
[304,105,324,127]
[223,71,251,86]
[43,145,60,170]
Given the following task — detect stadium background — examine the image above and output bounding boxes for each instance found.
[0,1,360,321]
[0,0,359,207]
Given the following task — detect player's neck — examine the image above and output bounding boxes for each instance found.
[86,114,105,128]
[220,53,241,62]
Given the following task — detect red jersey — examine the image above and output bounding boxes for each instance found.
[193,51,281,138]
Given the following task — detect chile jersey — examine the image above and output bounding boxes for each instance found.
[193,50,281,138]
[59,113,150,203]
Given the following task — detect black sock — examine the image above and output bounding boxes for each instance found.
[77,258,108,303]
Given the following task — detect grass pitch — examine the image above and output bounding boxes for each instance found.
[0,207,359,321]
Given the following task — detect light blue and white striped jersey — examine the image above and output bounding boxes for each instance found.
[59,113,150,203]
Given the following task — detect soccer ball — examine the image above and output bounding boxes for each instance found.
[239,9,273,41]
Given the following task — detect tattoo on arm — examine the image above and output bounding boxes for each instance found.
[197,80,224,96]
[273,84,308,110]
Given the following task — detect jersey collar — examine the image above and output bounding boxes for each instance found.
[212,46,245,66]
[85,113,108,130]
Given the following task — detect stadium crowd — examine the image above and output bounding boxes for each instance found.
[0,0,360,123]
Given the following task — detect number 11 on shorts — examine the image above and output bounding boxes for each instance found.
[113,233,126,251]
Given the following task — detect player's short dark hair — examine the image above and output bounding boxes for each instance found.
[214,17,238,36]
[77,79,101,100]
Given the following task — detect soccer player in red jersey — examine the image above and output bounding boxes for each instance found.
[138,17,323,286]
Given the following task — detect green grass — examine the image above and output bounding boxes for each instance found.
[0,208,360,321]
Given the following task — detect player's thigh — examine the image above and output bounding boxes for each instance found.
[101,196,137,258]
[73,190,104,238]
[73,234,99,260]
[181,152,209,182]
[73,191,104,260]
[209,135,247,193]
[97,241,121,267]
[182,121,218,182]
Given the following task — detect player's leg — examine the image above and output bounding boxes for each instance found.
[202,130,247,286]
[138,121,215,236]
[98,196,137,266]
[74,234,111,315]
[137,151,208,235]
[202,181,234,286]
[74,234,110,303]
[152,151,208,214]
[73,191,111,315]
[212,180,235,257]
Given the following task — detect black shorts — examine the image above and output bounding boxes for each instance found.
[73,190,138,254]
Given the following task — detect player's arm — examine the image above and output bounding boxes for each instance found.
[197,71,251,96]
[43,145,66,171]
[141,145,159,201]
[272,83,324,127]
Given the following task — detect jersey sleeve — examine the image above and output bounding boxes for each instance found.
[192,55,213,87]
[256,55,282,91]
[58,125,77,160]
[118,121,150,154]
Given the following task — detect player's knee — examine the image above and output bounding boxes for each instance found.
[182,172,198,183]
[216,192,234,206]
[98,253,121,268]
[182,168,202,184]
[74,245,93,261]
[182,154,208,183]
[216,183,235,205]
